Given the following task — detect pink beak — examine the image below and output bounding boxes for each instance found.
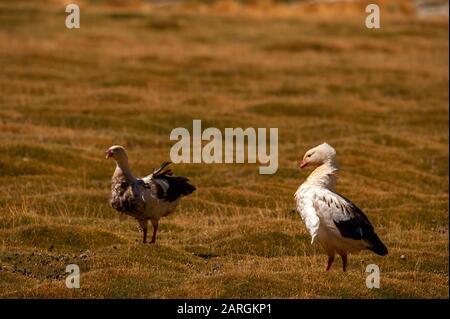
[299,160,308,168]
[105,150,112,159]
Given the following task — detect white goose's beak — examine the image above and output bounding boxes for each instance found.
[299,159,308,168]
[105,150,113,159]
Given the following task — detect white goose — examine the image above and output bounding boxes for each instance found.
[295,143,388,271]
[106,145,195,244]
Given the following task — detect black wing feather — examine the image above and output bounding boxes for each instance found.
[152,162,196,202]
[332,193,388,256]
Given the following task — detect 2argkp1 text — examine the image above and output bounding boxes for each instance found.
[177,303,271,316]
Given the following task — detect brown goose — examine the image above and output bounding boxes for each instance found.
[106,145,195,244]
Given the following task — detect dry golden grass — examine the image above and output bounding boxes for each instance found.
[0,0,448,298]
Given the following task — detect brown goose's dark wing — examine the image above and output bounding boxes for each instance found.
[143,162,196,202]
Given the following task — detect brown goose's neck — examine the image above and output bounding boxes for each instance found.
[113,157,136,183]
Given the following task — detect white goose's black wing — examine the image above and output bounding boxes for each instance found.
[314,189,388,256]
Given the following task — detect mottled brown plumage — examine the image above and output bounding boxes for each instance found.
[106,145,195,243]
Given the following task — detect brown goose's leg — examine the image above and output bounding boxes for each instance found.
[326,254,334,271]
[340,253,348,272]
[138,219,148,244]
[150,220,159,244]
[143,228,148,244]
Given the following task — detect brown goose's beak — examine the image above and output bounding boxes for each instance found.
[299,160,308,168]
[105,150,112,159]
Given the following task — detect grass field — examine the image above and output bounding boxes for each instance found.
[0,0,448,298]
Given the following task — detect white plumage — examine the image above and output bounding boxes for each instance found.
[295,143,387,271]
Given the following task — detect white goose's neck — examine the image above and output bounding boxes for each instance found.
[303,159,339,190]
[113,158,136,183]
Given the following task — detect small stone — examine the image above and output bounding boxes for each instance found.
[400,255,406,260]
[78,250,91,259]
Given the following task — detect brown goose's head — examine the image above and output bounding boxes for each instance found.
[105,145,128,162]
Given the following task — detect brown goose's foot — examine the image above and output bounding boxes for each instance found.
[326,255,334,271]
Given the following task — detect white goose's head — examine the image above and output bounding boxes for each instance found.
[299,142,337,169]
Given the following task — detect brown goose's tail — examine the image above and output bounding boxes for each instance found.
[153,162,196,202]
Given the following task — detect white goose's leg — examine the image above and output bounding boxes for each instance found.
[322,241,335,271]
